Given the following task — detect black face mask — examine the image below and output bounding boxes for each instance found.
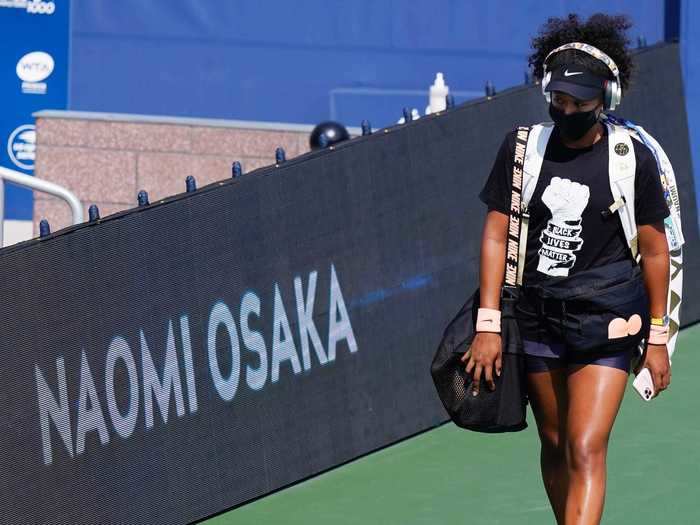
[548,102,601,141]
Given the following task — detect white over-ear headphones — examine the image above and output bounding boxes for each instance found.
[541,41,623,111]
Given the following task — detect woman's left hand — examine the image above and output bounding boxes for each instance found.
[633,343,671,398]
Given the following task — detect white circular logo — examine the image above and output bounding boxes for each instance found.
[16,51,54,83]
[7,124,36,170]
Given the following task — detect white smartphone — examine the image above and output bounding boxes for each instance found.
[632,367,655,402]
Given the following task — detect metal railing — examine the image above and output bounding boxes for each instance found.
[0,166,83,247]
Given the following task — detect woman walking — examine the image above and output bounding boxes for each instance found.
[463,13,673,524]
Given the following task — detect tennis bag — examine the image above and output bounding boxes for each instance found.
[430,286,529,433]
[518,258,650,354]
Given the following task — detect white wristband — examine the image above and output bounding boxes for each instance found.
[649,324,669,345]
[476,308,501,333]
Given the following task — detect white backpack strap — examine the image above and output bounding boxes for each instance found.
[632,125,685,248]
[521,122,554,210]
[627,124,684,362]
[605,120,638,259]
[518,122,553,285]
[602,113,684,362]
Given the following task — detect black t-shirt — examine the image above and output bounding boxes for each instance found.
[479,124,670,284]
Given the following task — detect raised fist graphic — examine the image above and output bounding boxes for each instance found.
[537,177,590,277]
[541,176,590,221]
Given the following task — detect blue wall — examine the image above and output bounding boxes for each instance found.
[680,0,700,223]
[69,1,664,128]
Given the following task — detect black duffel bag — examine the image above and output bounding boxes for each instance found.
[430,286,529,433]
[430,124,531,433]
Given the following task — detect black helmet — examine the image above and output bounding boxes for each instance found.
[309,121,350,150]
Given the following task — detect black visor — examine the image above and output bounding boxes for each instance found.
[544,64,607,101]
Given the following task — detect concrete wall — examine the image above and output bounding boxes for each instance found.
[32,111,341,236]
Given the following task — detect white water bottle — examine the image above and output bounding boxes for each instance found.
[426,72,449,115]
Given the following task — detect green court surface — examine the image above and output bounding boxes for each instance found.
[202,324,699,524]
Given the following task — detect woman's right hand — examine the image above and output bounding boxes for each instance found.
[460,332,502,396]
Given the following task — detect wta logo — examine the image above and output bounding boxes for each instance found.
[17,51,54,94]
[17,51,54,82]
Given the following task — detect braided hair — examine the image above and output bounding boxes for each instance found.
[528,13,636,93]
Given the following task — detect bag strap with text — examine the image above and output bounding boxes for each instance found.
[503,126,531,289]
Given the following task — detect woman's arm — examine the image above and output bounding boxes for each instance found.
[479,208,509,308]
[461,208,509,396]
[636,220,671,396]
[638,221,669,319]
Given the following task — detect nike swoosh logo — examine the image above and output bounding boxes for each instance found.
[564,69,583,77]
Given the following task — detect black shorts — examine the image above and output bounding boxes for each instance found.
[522,337,636,373]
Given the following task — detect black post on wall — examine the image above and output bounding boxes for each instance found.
[665,0,681,43]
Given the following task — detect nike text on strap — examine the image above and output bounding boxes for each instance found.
[504,126,531,288]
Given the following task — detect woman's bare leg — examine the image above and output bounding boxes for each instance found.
[526,366,569,524]
[564,364,628,524]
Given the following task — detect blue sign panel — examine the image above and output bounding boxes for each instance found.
[0,0,70,220]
